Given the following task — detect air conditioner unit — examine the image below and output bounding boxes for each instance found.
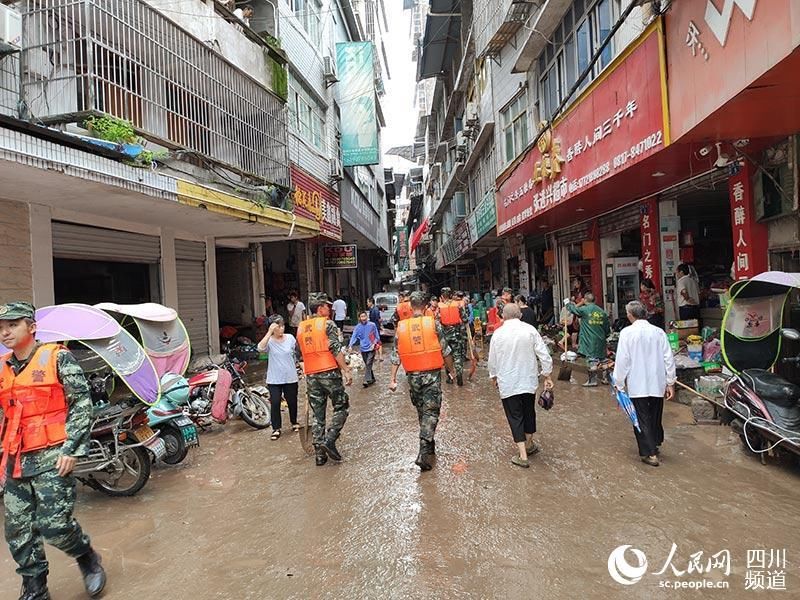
[455,131,467,159]
[0,3,22,53]
[465,102,479,126]
[329,157,343,181]
[323,56,338,83]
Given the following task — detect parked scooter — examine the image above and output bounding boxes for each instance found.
[147,373,200,464]
[719,272,800,461]
[75,396,166,496]
[186,352,271,429]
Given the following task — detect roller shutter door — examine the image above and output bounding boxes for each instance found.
[599,203,641,237]
[175,240,209,357]
[52,222,160,262]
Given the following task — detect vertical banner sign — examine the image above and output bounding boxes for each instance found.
[640,198,660,289]
[728,161,767,280]
[337,42,379,166]
[396,228,409,271]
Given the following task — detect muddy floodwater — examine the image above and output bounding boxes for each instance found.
[2,359,799,599]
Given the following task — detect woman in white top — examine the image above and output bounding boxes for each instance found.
[257,315,300,440]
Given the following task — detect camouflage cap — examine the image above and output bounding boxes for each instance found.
[440,287,452,298]
[502,287,514,295]
[0,301,35,321]
[308,292,333,307]
[409,291,428,307]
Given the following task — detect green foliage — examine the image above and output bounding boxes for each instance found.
[268,55,288,102]
[84,115,138,144]
[134,149,169,166]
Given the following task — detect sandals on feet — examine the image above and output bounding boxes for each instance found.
[271,429,281,440]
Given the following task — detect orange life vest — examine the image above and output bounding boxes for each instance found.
[0,344,69,478]
[486,307,503,335]
[396,301,413,322]
[424,307,437,318]
[396,316,444,373]
[298,317,338,375]
[439,301,462,326]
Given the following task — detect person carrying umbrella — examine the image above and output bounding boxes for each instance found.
[612,301,677,467]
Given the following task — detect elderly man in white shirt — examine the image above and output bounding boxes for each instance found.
[613,300,677,467]
[488,303,554,468]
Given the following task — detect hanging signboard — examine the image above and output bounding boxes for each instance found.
[728,161,767,280]
[475,195,497,239]
[336,42,379,166]
[640,198,660,289]
[322,244,358,269]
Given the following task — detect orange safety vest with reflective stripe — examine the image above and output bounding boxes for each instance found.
[396,302,413,322]
[298,317,338,375]
[0,344,69,478]
[438,301,462,326]
[396,316,444,373]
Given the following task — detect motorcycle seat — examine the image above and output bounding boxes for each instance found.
[741,369,800,408]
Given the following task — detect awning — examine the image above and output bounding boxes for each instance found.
[417,14,462,80]
[409,217,430,253]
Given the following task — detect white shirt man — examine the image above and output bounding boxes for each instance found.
[488,303,553,468]
[287,298,306,329]
[332,298,347,322]
[613,301,677,466]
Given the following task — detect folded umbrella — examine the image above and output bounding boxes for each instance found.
[607,374,641,432]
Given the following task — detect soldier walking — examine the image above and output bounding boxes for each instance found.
[0,302,106,600]
[389,292,455,471]
[298,293,353,466]
[438,288,469,386]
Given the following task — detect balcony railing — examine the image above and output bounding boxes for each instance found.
[20,0,289,187]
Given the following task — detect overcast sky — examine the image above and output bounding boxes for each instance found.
[381,1,417,175]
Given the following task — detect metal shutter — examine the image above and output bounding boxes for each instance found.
[556,222,589,244]
[175,241,209,357]
[599,203,641,237]
[52,222,160,262]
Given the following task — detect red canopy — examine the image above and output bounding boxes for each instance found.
[409,217,429,253]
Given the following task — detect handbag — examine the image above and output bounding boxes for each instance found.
[538,389,554,410]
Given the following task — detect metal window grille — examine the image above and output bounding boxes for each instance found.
[20,0,289,187]
[0,53,20,117]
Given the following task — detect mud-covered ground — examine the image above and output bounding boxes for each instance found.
[2,358,799,599]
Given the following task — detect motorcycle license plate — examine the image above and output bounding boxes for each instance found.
[142,436,167,460]
[180,423,199,446]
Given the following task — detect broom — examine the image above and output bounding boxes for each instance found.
[557,316,572,381]
[297,377,314,455]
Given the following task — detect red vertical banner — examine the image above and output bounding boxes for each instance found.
[587,219,604,308]
[640,198,661,289]
[729,161,768,280]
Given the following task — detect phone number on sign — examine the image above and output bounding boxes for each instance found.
[612,130,664,169]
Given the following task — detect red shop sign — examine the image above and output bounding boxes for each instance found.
[728,161,767,280]
[495,21,669,236]
[640,198,660,289]
[291,164,342,241]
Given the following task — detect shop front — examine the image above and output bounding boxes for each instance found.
[495,19,672,306]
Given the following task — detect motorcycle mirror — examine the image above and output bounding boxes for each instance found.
[781,328,800,341]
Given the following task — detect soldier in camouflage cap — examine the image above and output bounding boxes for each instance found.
[0,302,106,599]
[438,287,469,386]
[298,293,353,466]
[389,291,455,471]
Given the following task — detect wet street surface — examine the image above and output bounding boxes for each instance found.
[2,358,799,599]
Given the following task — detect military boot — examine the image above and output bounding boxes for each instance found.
[315,446,328,466]
[19,573,50,600]
[322,436,342,462]
[76,548,106,597]
[582,372,598,387]
[430,439,436,455]
[415,440,433,471]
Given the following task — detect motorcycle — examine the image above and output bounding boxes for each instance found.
[147,373,200,465]
[719,271,800,461]
[74,396,166,497]
[185,352,271,429]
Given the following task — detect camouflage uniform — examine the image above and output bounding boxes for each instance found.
[306,319,349,447]
[391,320,452,446]
[441,303,468,379]
[2,343,93,578]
